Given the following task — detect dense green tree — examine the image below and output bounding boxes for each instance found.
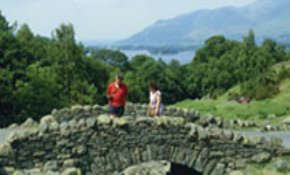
[93,49,129,71]
[243,29,256,47]
[13,63,64,122]
[82,56,110,104]
[187,30,289,99]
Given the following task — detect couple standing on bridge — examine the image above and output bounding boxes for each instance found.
[107,74,164,120]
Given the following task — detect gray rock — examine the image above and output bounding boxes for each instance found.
[8,123,19,129]
[13,171,28,175]
[0,143,13,157]
[211,163,225,175]
[197,127,208,140]
[44,161,58,172]
[71,105,83,114]
[46,171,61,175]
[273,159,289,171]
[251,152,271,163]
[233,134,243,142]
[21,118,38,128]
[248,136,266,145]
[235,159,247,169]
[85,117,97,128]
[63,159,77,168]
[61,168,81,175]
[198,113,215,126]
[223,130,234,140]
[60,122,70,131]
[6,132,20,143]
[83,105,92,113]
[283,117,290,125]
[229,170,245,175]
[40,115,58,125]
[49,122,59,131]
[68,120,77,128]
[269,137,283,147]
[39,122,49,133]
[55,107,71,122]
[185,123,198,136]
[97,114,111,125]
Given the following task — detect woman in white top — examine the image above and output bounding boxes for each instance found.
[148,82,163,117]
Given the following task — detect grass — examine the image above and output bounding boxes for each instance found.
[174,78,290,124]
[241,156,290,175]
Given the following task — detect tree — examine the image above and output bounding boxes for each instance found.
[82,56,110,104]
[243,29,256,47]
[93,49,129,71]
[14,63,64,122]
[50,23,86,103]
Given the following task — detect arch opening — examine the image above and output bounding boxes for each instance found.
[167,162,202,175]
[121,161,202,175]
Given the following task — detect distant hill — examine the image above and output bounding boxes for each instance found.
[118,0,290,47]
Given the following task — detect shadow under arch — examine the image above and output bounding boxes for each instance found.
[167,162,202,175]
[121,161,202,175]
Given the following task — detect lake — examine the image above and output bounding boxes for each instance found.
[121,49,195,64]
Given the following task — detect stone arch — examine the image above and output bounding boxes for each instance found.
[87,140,218,175]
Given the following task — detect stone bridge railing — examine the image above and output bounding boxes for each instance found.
[0,104,289,175]
[50,103,200,122]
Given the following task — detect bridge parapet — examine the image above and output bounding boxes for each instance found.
[0,104,289,175]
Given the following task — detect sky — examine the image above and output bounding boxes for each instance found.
[0,0,256,41]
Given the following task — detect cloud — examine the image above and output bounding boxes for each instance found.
[0,0,256,40]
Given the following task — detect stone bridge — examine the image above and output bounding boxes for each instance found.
[0,104,289,175]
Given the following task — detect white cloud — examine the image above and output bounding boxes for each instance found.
[0,0,256,40]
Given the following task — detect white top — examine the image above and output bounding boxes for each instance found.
[150,90,161,108]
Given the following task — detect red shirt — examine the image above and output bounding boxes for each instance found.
[107,82,128,107]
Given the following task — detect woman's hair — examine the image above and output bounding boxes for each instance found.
[149,82,158,91]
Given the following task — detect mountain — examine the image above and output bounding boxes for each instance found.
[118,0,290,47]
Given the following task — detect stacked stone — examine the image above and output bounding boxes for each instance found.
[124,103,263,130]
[51,104,106,124]
[1,109,289,175]
[125,103,200,122]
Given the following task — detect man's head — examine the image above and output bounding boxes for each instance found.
[115,74,124,85]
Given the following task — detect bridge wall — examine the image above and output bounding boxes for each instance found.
[0,105,288,175]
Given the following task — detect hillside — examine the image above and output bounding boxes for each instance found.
[118,0,290,47]
[174,61,290,123]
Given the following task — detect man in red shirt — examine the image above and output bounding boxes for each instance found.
[107,74,128,119]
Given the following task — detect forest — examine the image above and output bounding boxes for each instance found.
[0,12,289,127]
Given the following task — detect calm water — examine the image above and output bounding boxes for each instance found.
[121,49,195,64]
